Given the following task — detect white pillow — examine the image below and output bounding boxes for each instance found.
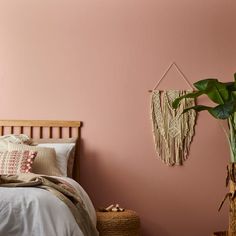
[38,143,75,177]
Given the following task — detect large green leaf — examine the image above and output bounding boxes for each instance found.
[225,82,236,100]
[232,91,236,99]
[208,101,235,119]
[182,102,235,119]
[194,79,229,104]
[172,73,236,120]
[193,79,218,91]
[225,82,236,89]
[172,91,204,109]
[206,82,229,104]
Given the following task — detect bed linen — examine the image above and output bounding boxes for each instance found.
[0,175,98,236]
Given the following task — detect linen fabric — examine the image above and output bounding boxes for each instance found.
[0,175,98,236]
[0,141,8,152]
[0,134,32,145]
[7,143,62,176]
[0,134,32,152]
[38,143,76,177]
[32,138,77,144]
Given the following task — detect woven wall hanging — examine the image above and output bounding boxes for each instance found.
[150,62,196,166]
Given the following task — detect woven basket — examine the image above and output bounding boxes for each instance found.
[96,210,141,236]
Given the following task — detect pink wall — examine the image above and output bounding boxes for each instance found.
[0,1,236,235]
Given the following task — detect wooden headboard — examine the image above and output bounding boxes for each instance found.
[0,120,82,182]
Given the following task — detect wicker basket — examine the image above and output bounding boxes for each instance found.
[96,210,141,236]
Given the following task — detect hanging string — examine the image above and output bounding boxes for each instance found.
[148,62,194,92]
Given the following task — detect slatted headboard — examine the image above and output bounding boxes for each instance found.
[0,120,82,182]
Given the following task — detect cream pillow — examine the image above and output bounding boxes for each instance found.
[38,143,75,177]
[8,143,62,176]
[0,140,8,152]
[32,138,77,177]
[0,134,32,152]
[0,134,32,145]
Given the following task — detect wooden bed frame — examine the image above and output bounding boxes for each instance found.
[0,120,82,182]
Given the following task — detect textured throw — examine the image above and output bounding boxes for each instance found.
[0,173,98,236]
[151,90,196,166]
[0,134,32,145]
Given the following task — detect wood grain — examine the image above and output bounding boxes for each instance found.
[0,120,81,128]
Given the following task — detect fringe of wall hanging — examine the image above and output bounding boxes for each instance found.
[150,62,196,166]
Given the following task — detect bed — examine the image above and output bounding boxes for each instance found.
[0,120,98,236]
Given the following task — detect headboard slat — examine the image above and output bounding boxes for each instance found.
[59,127,62,138]
[39,127,43,138]
[69,127,72,138]
[49,127,53,138]
[30,127,33,138]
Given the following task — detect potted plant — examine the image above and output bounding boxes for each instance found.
[172,73,236,236]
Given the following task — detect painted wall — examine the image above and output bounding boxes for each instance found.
[0,1,235,235]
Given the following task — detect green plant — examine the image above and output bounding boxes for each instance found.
[172,73,236,163]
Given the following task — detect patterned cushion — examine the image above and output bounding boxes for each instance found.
[8,143,62,176]
[0,150,37,175]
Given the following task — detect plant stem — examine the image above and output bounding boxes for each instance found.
[228,114,236,163]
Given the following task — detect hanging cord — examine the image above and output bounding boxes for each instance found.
[149,62,194,92]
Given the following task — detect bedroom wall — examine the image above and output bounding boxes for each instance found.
[0,0,235,235]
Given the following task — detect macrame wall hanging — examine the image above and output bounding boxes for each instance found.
[150,62,196,166]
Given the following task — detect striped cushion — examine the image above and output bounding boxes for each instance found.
[0,150,37,175]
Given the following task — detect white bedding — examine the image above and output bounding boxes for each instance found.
[0,176,98,236]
